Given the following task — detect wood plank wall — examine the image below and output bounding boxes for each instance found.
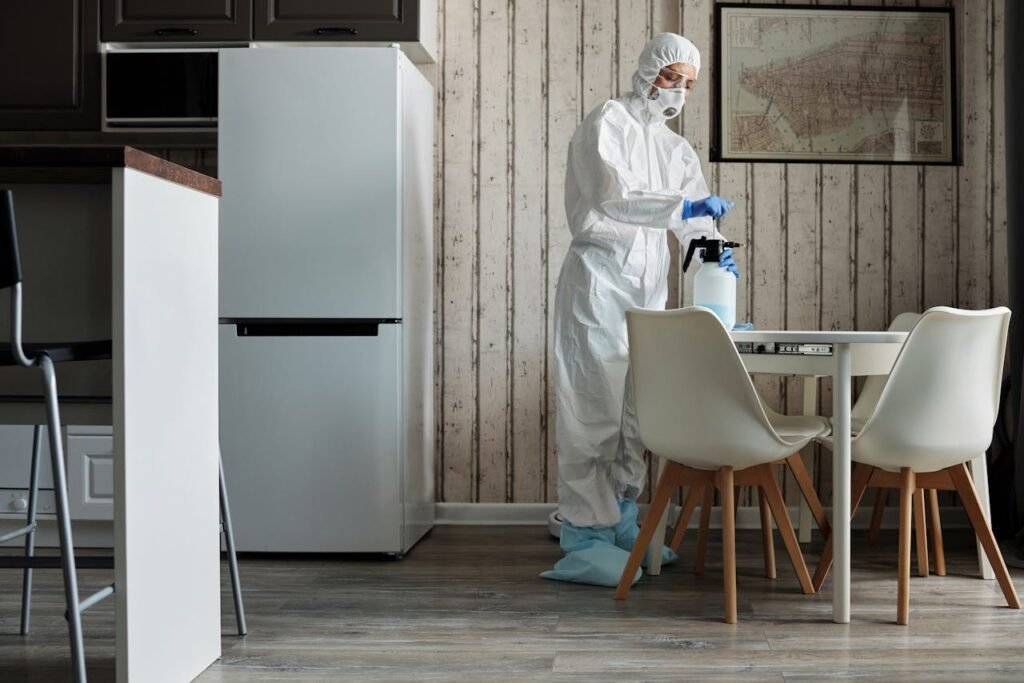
[428,0,1007,507]
[153,1,1000,509]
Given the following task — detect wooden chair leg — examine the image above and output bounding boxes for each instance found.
[868,489,888,543]
[720,466,737,624]
[694,486,713,575]
[947,464,1021,609]
[785,454,830,536]
[758,486,776,579]
[669,485,703,553]
[614,461,680,600]
[812,463,875,591]
[759,466,814,594]
[913,488,929,578]
[927,489,946,577]
[897,467,915,625]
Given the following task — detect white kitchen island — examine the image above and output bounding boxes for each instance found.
[0,146,222,682]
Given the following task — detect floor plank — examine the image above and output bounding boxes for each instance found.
[0,526,1022,681]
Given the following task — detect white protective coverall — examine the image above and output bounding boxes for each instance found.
[554,33,725,529]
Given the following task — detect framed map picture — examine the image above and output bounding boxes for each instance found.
[713,4,957,164]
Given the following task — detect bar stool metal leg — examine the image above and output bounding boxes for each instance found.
[19,425,43,635]
[219,455,247,636]
[40,355,87,683]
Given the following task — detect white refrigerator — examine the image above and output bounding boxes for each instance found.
[217,47,434,553]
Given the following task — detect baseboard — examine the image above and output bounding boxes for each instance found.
[435,503,558,526]
[434,502,971,530]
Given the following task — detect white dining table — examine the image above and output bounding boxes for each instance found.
[644,328,994,623]
[733,330,908,624]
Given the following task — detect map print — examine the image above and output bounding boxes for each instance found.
[720,8,953,162]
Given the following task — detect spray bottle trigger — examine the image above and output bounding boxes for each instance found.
[683,237,714,273]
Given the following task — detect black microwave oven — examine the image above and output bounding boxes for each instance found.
[104,50,218,128]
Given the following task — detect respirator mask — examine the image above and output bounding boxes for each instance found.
[648,86,686,120]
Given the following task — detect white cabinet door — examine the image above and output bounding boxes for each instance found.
[67,427,114,521]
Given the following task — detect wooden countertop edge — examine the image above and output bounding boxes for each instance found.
[123,147,221,197]
[0,146,221,197]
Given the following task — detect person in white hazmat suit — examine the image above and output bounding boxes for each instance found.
[541,33,739,587]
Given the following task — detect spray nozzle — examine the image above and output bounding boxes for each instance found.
[682,238,744,272]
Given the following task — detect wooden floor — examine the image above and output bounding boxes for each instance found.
[1,525,1023,682]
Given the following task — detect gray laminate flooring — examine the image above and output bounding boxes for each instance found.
[1,525,1023,682]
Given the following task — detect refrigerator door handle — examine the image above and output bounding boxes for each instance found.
[221,319,401,338]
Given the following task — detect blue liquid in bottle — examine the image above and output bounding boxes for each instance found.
[701,303,736,331]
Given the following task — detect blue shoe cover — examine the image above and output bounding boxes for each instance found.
[614,500,678,568]
[541,500,678,586]
[541,520,640,587]
[539,539,640,587]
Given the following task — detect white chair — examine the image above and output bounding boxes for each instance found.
[857,313,949,577]
[614,307,828,623]
[669,403,831,581]
[812,306,1021,625]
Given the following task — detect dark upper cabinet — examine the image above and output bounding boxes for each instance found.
[0,0,100,130]
[102,0,252,42]
[254,0,418,42]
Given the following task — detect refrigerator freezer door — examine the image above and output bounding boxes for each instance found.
[219,323,403,552]
[219,47,402,318]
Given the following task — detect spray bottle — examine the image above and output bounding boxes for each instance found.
[682,238,744,330]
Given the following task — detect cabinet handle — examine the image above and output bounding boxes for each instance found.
[315,27,359,36]
[154,27,199,36]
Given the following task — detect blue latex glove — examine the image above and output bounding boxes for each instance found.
[719,247,740,279]
[732,322,754,331]
[682,195,734,220]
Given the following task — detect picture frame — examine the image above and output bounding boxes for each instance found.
[712,3,958,165]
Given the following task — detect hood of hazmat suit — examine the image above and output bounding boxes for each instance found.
[548,31,726,557]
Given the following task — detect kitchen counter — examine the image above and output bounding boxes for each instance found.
[0,150,223,682]
[0,145,220,194]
